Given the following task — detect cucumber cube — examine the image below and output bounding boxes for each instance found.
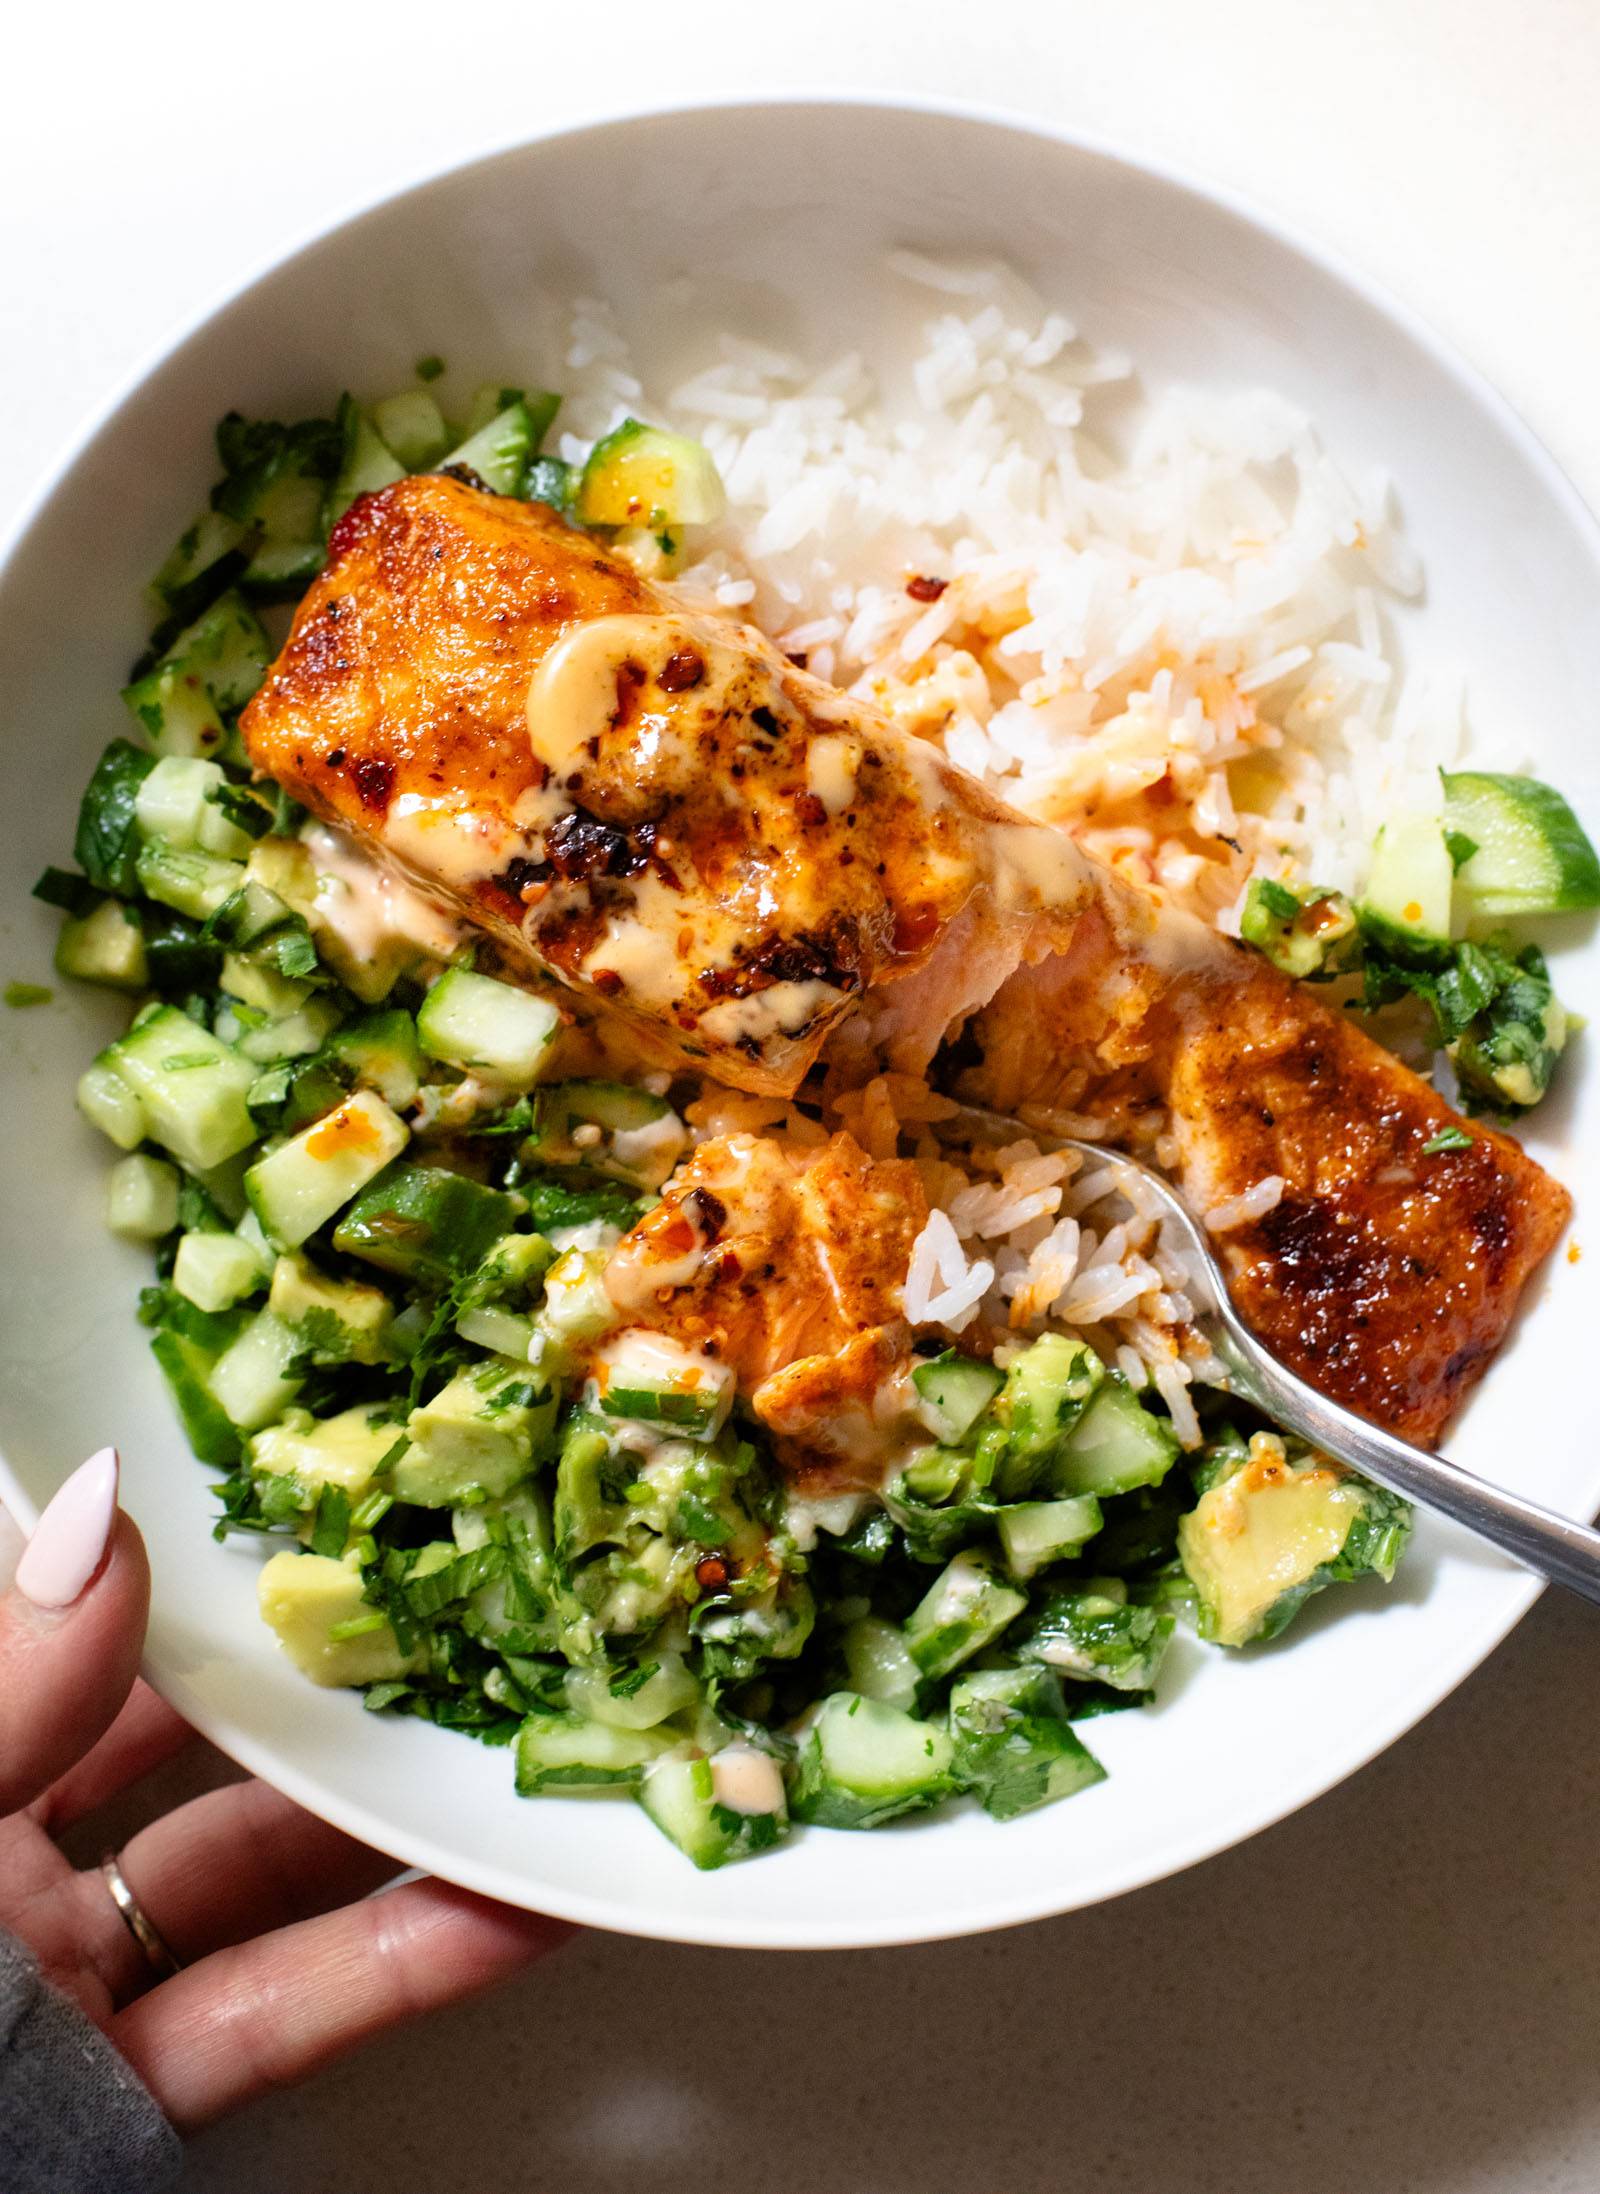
[107,1007,258,1171]
[135,840,245,922]
[1052,1377,1179,1499]
[949,1667,1107,1821]
[246,1090,410,1248]
[565,1658,700,1731]
[55,899,148,990]
[133,755,225,848]
[416,966,561,1086]
[841,1615,920,1711]
[207,1309,304,1431]
[105,1153,181,1241]
[905,1550,1027,1681]
[78,1056,148,1150]
[173,1228,269,1313]
[789,1693,955,1830]
[591,1327,734,1441]
[638,1750,789,1870]
[514,1711,671,1794]
[997,1495,1104,1580]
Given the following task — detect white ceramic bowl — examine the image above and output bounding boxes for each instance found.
[3,98,1597,1948]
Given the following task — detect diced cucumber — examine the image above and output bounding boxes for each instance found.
[904,1550,1028,1681]
[455,1303,536,1358]
[325,395,405,533]
[134,755,226,848]
[107,1007,258,1170]
[78,1055,148,1150]
[149,1326,242,1467]
[565,1657,699,1731]
[591,1327,734,1441]
[246,1090,409,1249]
[1051,1376,1179,1499]
[789,1693,956,1829]
[135,840,245,922]
[173,1228,269,1313]
[997,1495,1103,1580]
[105,1153,181,1240]
[1011,1587,1173,1692]
[439,401,539,497]
[911,1352,1004,1445]
[219,952,313,1019]
[638,1750,789,1870]
[841,1615,920,1711]
[332,1162,515,1284]
[417,966,562,1085]
[151,506,247,611]
[1358,810,1453,948]
[530,1079,688,1190]
[514,1710,671,1793]
[373,389,450,471]
[948,1667,1107,1821]
[206,876,298,950]
[522,455,574,512]
[327,1009,422,1109]
[230,994,344,1064]
[576,420,726,530]
[54,899,148,990]
[141,591,272,716]
[207,1309,304,1431]
[121,662,228,760]
[535,1247,619,1357]
[1442,769,1600,919]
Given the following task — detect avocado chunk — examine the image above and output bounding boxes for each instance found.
[397,1361,557,1506]
[985,1333,1105,1499]
[332,1162,517,1285]
[257,1549,413,1687]
[249,1403,400,1503]
[268,1253,394,1365]
[1179,1430,1411,1647]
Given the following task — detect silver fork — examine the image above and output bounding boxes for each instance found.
[950,1107,1600,1605]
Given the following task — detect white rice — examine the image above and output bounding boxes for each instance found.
[548,264,1487,1440]
[551,257,1508,933]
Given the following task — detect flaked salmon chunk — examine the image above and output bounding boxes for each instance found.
[243,475,1570,1447]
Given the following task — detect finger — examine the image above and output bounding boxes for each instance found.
[40,1681,196,1833]
[112,1780,401,1967]
[0,1454,148,1817]
[113,1877,570,2131]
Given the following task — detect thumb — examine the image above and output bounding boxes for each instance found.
[0,1450,150,1816]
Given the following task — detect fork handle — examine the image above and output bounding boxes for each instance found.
[1210,1322,1600,1607]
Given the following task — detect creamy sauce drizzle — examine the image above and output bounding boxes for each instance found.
[302,823,462,963]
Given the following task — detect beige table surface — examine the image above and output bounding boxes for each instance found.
[8,1,1600,2187]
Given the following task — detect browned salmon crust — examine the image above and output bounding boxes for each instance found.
[242,475,1572,1448]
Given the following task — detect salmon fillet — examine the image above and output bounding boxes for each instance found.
[602,1130,928,1485]
[242,474,1570,1445]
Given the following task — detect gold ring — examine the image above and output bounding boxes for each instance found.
[99,1852,181,1981]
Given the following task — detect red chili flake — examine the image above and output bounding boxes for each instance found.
[695,1555,731,1594]
[794,792,828,828]
[906,574,948,603]
[657,646,706,693]
[325,748,347,768]
[349,755,395,812]
[590,968,624,996]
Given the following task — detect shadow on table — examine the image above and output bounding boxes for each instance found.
[184,1586,1600,2194]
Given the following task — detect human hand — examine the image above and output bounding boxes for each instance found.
[0,1449,568,2131]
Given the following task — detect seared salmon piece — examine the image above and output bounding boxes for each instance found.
[242,474,1571,1443]
[602,1131,927,1483]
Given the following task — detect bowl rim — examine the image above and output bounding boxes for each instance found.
[1,90,1592,1948]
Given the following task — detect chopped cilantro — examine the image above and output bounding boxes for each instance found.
[415,355,445,383]
[1421,1127,1475,1155]
[4,982,52,1008]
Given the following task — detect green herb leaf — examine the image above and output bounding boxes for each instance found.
[1421,1126,1475,1155]
[4,982,52,1009]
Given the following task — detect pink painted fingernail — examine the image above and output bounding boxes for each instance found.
[15,1448,120,1610]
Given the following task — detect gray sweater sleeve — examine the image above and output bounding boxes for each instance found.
[0,1927,182,2193]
